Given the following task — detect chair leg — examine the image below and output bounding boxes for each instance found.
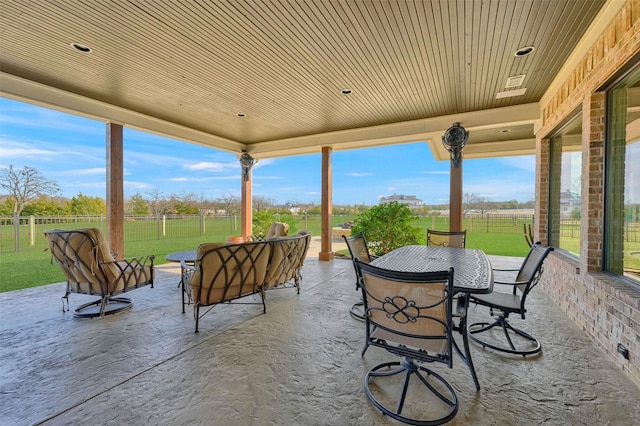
[468,317,541,356]
[450,294,481,390]
[365,359,458,425]
[72,296,133,318]
[350,300,365,321]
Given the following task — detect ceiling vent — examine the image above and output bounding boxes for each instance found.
[496,88,527,99]
[505,74,526,88]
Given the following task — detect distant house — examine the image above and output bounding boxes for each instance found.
[560,190,581,215]
[379,193,423,208]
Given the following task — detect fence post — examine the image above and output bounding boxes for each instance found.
[29,215,35,246]
[162,215,166,237]
[200,213,205,235]
[13,215,20,252]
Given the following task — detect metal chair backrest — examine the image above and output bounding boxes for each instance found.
[427,229,467,248]
[343,232,373,264]
[45,228,116,294]
[355,260,455,366]
[514,242,554,298]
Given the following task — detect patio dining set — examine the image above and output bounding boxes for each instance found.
[43,225,553,425]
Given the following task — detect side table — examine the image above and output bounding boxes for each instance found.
[166,250,197,313]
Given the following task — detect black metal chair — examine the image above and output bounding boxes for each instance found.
[343,232,377,320]
[468,242,554,356]
[355,260,458,425]
[426,229,467,248]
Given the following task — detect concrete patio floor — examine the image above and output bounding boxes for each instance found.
[1,251,640,425]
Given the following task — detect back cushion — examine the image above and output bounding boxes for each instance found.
[190,242,271,305]
[266,222,290,240]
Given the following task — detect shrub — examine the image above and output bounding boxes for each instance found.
[351,201,422,256]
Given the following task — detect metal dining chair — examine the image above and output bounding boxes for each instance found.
[427,229,467,248]
[343,232,377,320]
[468,242,554,356]
[355,260,459,425]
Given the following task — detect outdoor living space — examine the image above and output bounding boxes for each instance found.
[2,253,639,425]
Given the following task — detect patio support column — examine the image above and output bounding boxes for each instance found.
[239,151,255,241]
[319,146,334,261]
[241,170,252,240]
[106,122,125,259]
[449,159,463,232]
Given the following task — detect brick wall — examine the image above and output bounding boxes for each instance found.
[536,0,640,388]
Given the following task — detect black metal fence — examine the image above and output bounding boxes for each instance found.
[0,214,240,253]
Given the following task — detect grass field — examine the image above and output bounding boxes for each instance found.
[1,213,637,293]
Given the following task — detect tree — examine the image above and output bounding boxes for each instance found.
[463,192,488,217]
[68,193,106,215]
[127,192,150,215]
[0,165,60,216]
[146,189,171,216]
[171,191,199,214]
[21,195,68,215]
[351,201,422,256]
[253,195,276,212]
[217,193,240,215]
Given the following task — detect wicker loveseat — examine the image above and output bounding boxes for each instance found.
[185,230,311,332]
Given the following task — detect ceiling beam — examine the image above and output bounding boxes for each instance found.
[252,103,540,160]
[0,72,243,153]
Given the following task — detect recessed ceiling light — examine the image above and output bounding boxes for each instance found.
[236,113,246,118]
[341,89,353,95]
[70,42,92,53]
[515,46,535,57]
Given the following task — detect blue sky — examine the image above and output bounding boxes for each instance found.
[0,97,535,206]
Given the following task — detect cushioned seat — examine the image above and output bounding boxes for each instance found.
[45,228,154,318]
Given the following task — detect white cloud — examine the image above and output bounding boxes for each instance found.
[60,168,105,176]
[0,140,59,159]
[347,172,372,177]
[184,161,237,173]
[420,170,449,175]
[124,181,152,190]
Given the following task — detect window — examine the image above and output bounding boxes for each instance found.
[549,113,582,256]
[606,67,640,284]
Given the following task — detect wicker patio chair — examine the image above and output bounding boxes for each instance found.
[44,228,155,318]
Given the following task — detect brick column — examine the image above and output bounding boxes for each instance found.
[581,92,606,273]
[535,137,551,245]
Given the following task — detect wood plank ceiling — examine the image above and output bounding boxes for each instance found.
[0,0,609,160]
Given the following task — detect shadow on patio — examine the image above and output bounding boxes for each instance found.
[1,255,639,425]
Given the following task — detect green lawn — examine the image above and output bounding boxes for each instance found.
[3,213,637,293]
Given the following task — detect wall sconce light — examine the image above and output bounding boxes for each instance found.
[239,150,255,181]
[442,122,469,168]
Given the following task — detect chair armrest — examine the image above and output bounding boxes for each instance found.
[492,268,519,272]
[493,280,529,286]
[180,260,197,272]
[101,254,155,268]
